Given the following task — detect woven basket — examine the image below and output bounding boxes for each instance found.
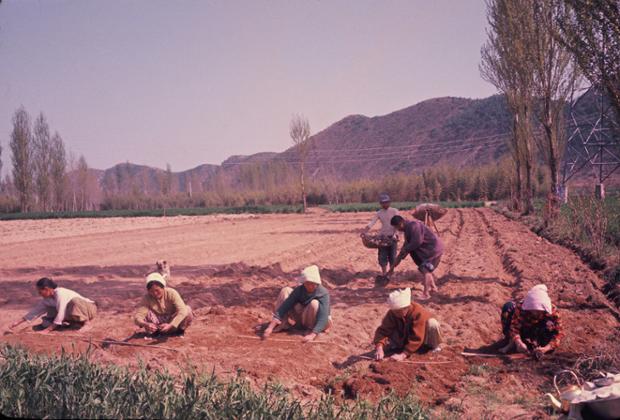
[412,203,448,221]
[361,233,397,249]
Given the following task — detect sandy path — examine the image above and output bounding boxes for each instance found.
[0,209,618,417]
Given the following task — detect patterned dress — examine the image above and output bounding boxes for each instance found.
[501,301,563,350]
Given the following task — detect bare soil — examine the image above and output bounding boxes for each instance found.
[1,209,619,418]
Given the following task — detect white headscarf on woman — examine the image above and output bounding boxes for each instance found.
[522,284,552,314]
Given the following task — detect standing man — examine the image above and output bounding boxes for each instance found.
[388,215,444,299]
[362,193,399,280]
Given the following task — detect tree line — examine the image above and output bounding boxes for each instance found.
[481,0,620,214]
[0,107,95,213]
[93,158,544,211]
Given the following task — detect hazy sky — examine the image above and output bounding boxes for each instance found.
[0,0,496,172]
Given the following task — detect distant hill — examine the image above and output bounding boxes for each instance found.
[83,92,611,201]
[277,95,513,180]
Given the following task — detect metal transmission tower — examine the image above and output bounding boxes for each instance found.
[562,85,620,199]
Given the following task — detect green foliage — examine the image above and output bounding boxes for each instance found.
[0,205,302,221]
[466,363,498,377]
[546,195,620,259]
[322,201,484,213]
[0,345,429,419]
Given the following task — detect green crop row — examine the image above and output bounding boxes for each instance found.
[0,205,303,221]
[0,345,428,419]
[321,201,485,213]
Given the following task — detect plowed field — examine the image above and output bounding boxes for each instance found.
[1,209,619,417]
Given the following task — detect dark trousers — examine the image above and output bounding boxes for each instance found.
[378,242,397,267]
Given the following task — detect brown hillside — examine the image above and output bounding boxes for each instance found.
[276,95,512,180]
[81,92,614,200]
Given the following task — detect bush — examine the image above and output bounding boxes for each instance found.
[0,345,429,419]
[547,195,620,259]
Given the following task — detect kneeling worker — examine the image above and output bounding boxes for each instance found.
[263,265,332,343]
[9,277,97,333]
[134,272,193,336]
[499,284,562,357]
[374,288,442,361]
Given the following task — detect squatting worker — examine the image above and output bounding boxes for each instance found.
[361,193,399,279]
[374,288,442,361]
[388,215,444,299]
[134,272,193,336]
[263,265,332,343]
[499,284,563,356]
[9,277,97,334]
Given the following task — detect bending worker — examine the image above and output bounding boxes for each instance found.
[499,284,563,357]
[388,215,444,299]
[134,272,193,336]
[9,277,97,333]
[263,265,332,343]
[362,193,399,280]
[374,287,442,361]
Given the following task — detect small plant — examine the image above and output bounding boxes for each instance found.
[466,363,497,377]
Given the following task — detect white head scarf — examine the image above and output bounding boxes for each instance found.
[522,284,552,314]
[298,265,321,285]
[388,288,411,310]
[146,272,166,288]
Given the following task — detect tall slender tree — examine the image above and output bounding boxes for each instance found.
[76,155,90,211]
[530,0,580,201]
[481,0,536,213]
[289,114,312,212]
[50,132,67,211]
[10,107,34,212]
[33,113,53,211]
[559,0,620,124]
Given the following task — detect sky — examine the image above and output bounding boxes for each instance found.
[0,0,497,173]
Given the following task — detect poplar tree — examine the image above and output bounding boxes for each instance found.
[33,113,53,211]
[289,114,312,212]
[10,107,34,212]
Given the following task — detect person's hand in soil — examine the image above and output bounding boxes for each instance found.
[9,318,26,332]
[534,345,551,355]
[7,318,26,333]
[375,345,385,361]
[159,323,174,334]
[515,337,529,353]
[144,323,159,334]
[302,332,317,343]
[262,318,281,340]
[390,352,407,362]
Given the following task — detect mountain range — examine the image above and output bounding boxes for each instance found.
[86,92,609,199]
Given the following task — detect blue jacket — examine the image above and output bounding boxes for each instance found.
[274,284,330,334]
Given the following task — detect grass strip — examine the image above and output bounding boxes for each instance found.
[321,201,484,213]
[0,205,303,221]
[0,344,429,419]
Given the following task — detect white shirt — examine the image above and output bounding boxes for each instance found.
[24,287,94,326]
[366,207,399,236]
